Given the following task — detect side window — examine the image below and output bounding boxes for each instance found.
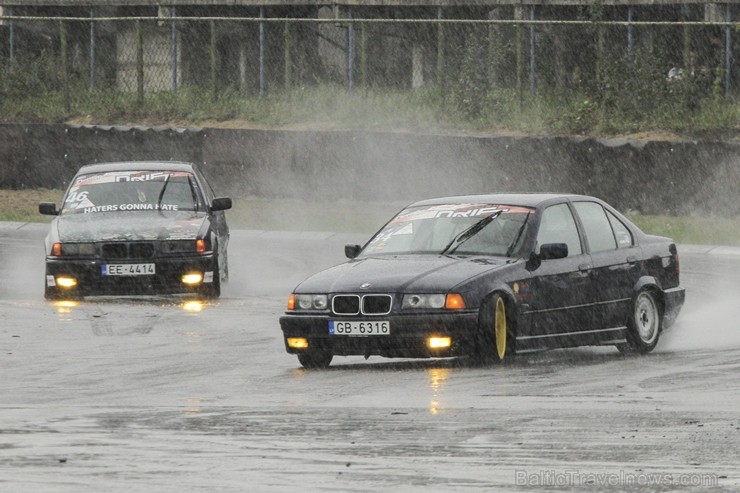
[574,202,617,253]
[606,210,634,248]
[537,204,582,257]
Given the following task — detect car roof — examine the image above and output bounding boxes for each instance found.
[74,161,197,175]
[408,193,594,209]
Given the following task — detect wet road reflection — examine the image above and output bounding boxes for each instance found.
[3,227,740,491]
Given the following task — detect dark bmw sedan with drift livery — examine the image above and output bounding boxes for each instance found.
[280,194,685,368]
[39,162,231,299]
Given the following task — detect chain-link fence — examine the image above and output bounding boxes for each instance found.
[0,9,737,130]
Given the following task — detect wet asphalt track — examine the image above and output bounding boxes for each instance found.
[1,222,740,492]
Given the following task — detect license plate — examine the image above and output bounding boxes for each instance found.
[329,320,390,336]
[102,263,156,276]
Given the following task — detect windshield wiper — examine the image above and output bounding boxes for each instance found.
[440,211,502,255]
[157,174,171,212]
[186,175,198,211]
[505,213,531,258]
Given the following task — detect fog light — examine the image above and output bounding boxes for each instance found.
[182,273,203,285]
[287,337,309,349]
[56,276,77,289]
[427,336,452,349]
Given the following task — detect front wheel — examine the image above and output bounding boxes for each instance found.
[476,293,515,363]
[198,256,222,299]
[297,350,333,369]
[618,289,662,354]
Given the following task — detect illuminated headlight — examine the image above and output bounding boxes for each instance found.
[56,276,78,288]
[294,294,329,311]
[427,336,452,349]
[57,243,96,256]
[402,294,446,309]
[182,273,203,285]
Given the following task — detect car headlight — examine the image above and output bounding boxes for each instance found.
[162,240,207,254]
[289,294,329,311]
[53,242,96,257]
[402,293,466,310]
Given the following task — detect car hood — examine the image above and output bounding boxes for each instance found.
[55,211,208,242]
[295,255,508,293]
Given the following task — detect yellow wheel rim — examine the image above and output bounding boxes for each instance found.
[494,297,507,360]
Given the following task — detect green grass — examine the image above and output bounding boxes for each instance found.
[1,84,737,140]
[4,189,739,246]
[626,213,740,247]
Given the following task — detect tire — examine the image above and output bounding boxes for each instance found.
[297,350,333,369]
[618,289,662,354]
[222,250,229,283]
[200,271,221,299]
[476,293,515,363]
[44,286,63,301]
[198,256,221,299]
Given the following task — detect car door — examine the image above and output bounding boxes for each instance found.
[572,201,640,332]
[525,202,594,347]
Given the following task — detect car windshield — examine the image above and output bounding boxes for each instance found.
[60,170,202,215]
[360,203,534,257]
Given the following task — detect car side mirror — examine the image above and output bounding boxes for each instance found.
[345,244,362,259]
[211,197,232,211]
[539,243,568,260]
[39,202,59,216]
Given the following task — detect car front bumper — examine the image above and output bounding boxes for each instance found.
[280,311,480,358]
[44,254,217,297]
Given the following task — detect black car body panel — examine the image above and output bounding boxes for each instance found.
[280,193,685,366]
[40,161,231,299]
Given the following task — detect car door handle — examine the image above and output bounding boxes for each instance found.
[578,264,592,272]
[626,256,637,264]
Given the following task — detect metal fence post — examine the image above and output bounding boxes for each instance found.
[515,11,523,106]
[284,20,291,88]
[89,8,96,90]
[171,6,178,95]
[436,7,444,88]
[210,19,217,100]
[347,8,354,90]
[136,19,144,107]
[682,5,690,71]
[360,22,367,87]
[259,8,265,98]
[60,19,70,113]
[8,6,14,63]
[529,5,536,94]
[627,6,634,58]
[725,4,733,97]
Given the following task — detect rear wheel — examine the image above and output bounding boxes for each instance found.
[617,289,661,354]
[297,350,333,369]
[476,293,515,363]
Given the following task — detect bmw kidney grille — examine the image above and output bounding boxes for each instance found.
[332,294,392,315]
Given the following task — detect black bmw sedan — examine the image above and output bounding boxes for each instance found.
[280,194,685,368]
[39,161,231,299]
